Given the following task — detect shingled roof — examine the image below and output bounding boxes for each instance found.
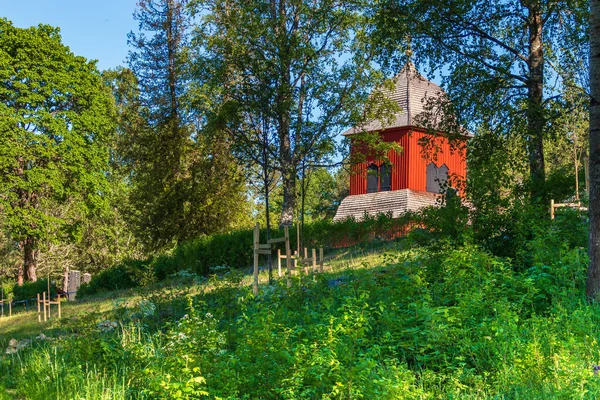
[333,189,440,222]
[343,62,447,135]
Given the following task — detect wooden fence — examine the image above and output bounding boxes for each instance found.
[550,199,588,219]
[253,223,326,295]
[37,292,64,322]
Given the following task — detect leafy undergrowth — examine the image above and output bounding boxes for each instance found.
[1,241,600,399]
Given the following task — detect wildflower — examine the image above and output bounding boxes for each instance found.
[594,365,600,375]
[139,299,156,317]
[97,320,118,332]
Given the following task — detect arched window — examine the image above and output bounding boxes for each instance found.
[380,163,391,191]
[438,164,449,190]
[426,162,449,193]
[367,164,378,193]
[426,162,439,193]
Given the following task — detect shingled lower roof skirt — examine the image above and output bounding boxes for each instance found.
[333,189,440,222]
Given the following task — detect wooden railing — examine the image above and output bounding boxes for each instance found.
[550,199,588,219]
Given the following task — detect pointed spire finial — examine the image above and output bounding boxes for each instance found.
[405,35,413,60]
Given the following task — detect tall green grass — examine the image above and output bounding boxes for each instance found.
[3,231,600,398]
[2,345,128,399]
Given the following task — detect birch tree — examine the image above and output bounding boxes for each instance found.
[191,0,387,225]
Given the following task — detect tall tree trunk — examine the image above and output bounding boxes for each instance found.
[166,0,179,122]
[273,0,296,226]
[280,115,295,226]
[16,265,24,286]
[23,236,37,282]
[526,4,546,202]
[300,160,306,251]
[278,65,295,226]
[585,152,590,197]
[587,0,600,300]
[280,151,296,226]
[297,72,306,246]
[166,0,183,178]
[262,119,273,284]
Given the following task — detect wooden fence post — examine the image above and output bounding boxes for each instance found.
[550,199,555,220]
[277,249,282,277]
[42,292,47,322]
[303,248,308,274]
[284,226,292,287]
[37,293,41,323]
[297,224,300,255]
[312,248,317,275]
[47,274,51,319]
[293,251,298,275]
[253,223,259,296]
[319,247,324,273]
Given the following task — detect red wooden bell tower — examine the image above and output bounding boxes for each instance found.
[334,63,469,221]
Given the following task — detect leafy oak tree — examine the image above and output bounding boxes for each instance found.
[0,19,116,283]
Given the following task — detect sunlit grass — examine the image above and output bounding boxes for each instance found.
[0,242,395,343]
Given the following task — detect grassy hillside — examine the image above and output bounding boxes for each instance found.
[1,229,600,399]
[0,245,381,340]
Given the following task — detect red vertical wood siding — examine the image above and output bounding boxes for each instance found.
[349,127,467,196]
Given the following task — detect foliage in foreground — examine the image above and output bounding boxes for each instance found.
[2,217,600,399]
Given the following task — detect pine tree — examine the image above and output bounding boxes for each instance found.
[127,0,249,248]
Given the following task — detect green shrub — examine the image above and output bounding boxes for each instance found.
[84,215,416,292]
[77,259,151,298]
[0,280,14,301]
[3,235,600,398]
[417,188,471,244]
[12,278,57,301]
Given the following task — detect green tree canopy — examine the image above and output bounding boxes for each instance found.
[191,0,390,226]
[0,19,116,283]
[374,0,589,202]
[126,1,250,249]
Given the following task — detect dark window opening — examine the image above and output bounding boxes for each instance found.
[426,162,438,193]
[367,164,378,193]
[426,162,449,193]
[380,163,391,191]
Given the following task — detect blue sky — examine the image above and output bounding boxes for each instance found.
[2,0,138,71]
